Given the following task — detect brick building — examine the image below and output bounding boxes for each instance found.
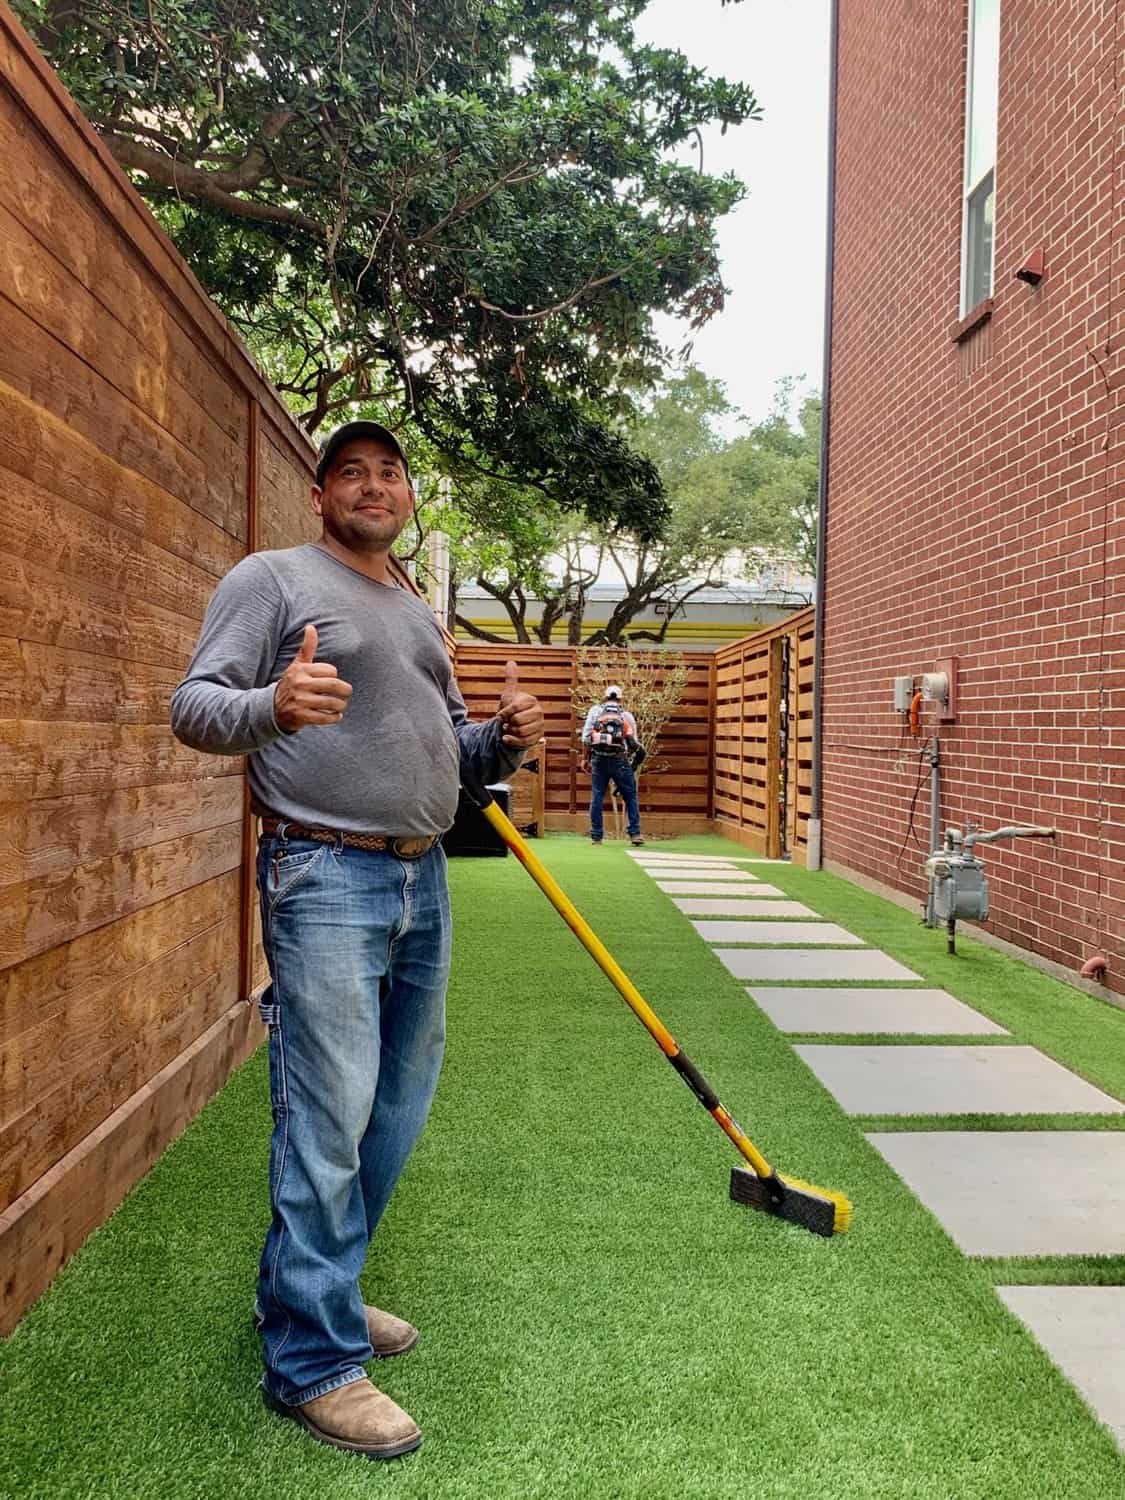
[818,0,1125,992]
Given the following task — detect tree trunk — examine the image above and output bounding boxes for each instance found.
[475,578,532,643]
[536,595,566,643]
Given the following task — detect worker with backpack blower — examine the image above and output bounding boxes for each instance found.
[580,684,647,846]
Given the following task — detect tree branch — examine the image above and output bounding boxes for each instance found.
[536,593,567,644]
[475,576,532,643]
[477,263,633,323]
[417,159,535,244]
[454,612,512,644]
[102,131,322,234]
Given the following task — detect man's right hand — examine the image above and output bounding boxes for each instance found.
[273,624,353,733]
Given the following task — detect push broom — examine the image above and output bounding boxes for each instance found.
[462,779,852,1238]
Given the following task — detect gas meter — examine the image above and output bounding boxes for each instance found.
[924,823,1055,953]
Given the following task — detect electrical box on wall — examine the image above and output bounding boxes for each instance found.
[932,657,957,721]
[893,676,915,712]
[921,671,948,706]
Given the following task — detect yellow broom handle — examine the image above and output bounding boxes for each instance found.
[481,802,674,1048]
[477,798,775,1181]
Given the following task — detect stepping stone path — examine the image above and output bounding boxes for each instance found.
[627,847,1125,1450]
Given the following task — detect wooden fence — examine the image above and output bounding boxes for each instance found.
[0,3,423,1335]
[456,616,813,850]
[455,645,716,833]
[713,607,815,860]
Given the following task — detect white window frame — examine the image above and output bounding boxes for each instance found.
[960,0,1000,316]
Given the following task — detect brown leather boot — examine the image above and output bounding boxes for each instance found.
[364,1303,418,1358]
[264,1377,422,1460]
[252,1303,418,1357]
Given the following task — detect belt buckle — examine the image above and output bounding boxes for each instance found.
[390,835,430,860]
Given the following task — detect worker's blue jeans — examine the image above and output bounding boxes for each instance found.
[589,755,641,840]
[253,832,450,1406]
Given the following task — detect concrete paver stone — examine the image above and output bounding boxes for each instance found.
[747,987,1008,1035]
[630,854,785,866]
[868,1132,1125,1255]
[674,899,814,917]
[797,1045,1125,1116]
[692,921,863,946]
[713,949,923,983]
[996,1287,1125,1451]
[657,876,786,888]
[631,855,740,866]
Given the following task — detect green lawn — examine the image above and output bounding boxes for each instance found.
[2,835,1123,1497]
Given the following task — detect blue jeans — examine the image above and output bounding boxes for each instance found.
[254,831,450,1406]
[589,756,641,840]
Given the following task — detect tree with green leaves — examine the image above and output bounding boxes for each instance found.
[445,367,818,645]
[737,378,820,580]
[585,364,774,643]
[24,0,760,537]
[607,374,821,638]
[415,474,578,645]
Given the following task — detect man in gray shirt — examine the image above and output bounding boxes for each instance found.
[171,421,542,1461]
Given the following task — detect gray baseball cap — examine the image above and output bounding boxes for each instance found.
[315,421,411,486]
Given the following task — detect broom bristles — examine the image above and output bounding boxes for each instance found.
[779,1173,853,1233]
[730,1165,852,1237]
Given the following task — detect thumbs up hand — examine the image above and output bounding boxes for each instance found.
[273,623,353,733]
[496,660,544,748]
[296,623,318,663]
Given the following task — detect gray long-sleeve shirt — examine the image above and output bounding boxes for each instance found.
[171,543,521,836]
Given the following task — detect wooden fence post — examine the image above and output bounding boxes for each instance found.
[706,653,716,819]
[766,636,784,858]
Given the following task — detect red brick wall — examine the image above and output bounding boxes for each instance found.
[822,0,1125,989]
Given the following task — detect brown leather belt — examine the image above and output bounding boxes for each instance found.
[258,817,438,860]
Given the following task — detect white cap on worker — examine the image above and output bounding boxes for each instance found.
[606,684,623,699]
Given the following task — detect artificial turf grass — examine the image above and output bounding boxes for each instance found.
[2,837,1124,1497]
[973,1255,1125,1286]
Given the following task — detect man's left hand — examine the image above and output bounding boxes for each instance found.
[497,661,544,748]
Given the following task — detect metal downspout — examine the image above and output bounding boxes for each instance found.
[808,0,840,872]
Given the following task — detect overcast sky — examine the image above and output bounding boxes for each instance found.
[635,0,832,425]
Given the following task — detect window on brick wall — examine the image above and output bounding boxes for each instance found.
[961,0,1000,315]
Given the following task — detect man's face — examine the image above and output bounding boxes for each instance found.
[312,439,413,553]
